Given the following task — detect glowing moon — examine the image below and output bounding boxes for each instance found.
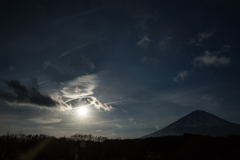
[77,107,88,116]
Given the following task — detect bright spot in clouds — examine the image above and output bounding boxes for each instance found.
[77,106,88,117]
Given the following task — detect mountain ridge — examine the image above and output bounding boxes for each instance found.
[141,110,240,138]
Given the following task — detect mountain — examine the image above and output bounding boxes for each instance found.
[141,110,240,138]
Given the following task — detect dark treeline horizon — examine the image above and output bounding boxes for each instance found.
[1,133,240,160]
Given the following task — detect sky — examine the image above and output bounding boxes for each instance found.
[0,0,240,139]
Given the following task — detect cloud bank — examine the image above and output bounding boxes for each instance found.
[0,79,59,107]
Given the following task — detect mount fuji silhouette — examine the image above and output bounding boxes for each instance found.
[141,110,240,138]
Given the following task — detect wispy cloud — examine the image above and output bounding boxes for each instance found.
[159,88,220,111]
[198,30,216,42]
[42,60,51,70]
[190,29,216,45]
[8,66,15,71]
[65,95,114,112]
[221,44,231,52]
[113,117,120,122]
[158,37,172,49]
[49,61,77,76]
[61,74,99,99]
[105,101,121,105]
[59,38,106,58]
[122,109,128,113]
[156,125,160,130]
[128,118,137,125]
[133,9,152,30]
[62,74,114,111]
[173,70,189,82]
[38,80,50,85]
[28,118,62,124]
[136,35,150,48]
[193,50,230,67]
[115,124,122,128]
[46,7,105,27]
[129,118,134,122]
[174,45,231,82]
[96,130,102,133]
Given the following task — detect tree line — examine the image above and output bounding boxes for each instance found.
[0,133,240,160]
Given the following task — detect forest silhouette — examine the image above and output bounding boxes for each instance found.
[1,133,240,160]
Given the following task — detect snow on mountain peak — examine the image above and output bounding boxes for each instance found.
[168,110,229,128]
[140,110,240,138]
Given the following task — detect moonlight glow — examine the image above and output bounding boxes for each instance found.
[77,107,88,116]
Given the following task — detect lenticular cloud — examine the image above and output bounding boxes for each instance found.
[61,74,99,99]
[61,74,114,111]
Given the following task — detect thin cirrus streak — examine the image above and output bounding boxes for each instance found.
[59,38,106,58]
[50,7,105,26]
[38,6,105,30]
[38,80,50,85]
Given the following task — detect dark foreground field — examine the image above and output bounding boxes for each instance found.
[0,133,240,160]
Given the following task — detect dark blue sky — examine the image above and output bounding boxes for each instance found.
[0,0,240,138]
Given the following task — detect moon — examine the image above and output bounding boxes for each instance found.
[77,106,88,117]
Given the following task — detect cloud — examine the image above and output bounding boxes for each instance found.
[91,97,114,111]
[80,56,95,71]
[49,7,105,27]
[0,79,60,107]
[8,66,15,71]
[28,118,62,124]
[156,126,160,130]
[65,96,114,111]
[148,57,160,66]
[115,124,122,128]
[192,50,230,67]
[96,130,102,133]
[105,101,121,105]
[62,75,114,111]
[190,29,216,45]
[140,57,147,64]
[59,38,106,58]
[158,37,172,49]
[136,35,150,48]
[42,60,51,70]
[198,30,215,42]
[38,80,50,85]
[158,88,221,111]
[173,70,189,82]
[133,8,152,30]
[49,61,77,76]
[174,45,231,82]
[129,118,134,122]
[128,118,137,125]
[122,109,128,113]
[61,74,99,99]
[221,44,231,52]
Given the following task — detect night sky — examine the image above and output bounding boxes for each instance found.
[0,0,240,139]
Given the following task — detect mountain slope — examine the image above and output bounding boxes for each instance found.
[141,110,240,138]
